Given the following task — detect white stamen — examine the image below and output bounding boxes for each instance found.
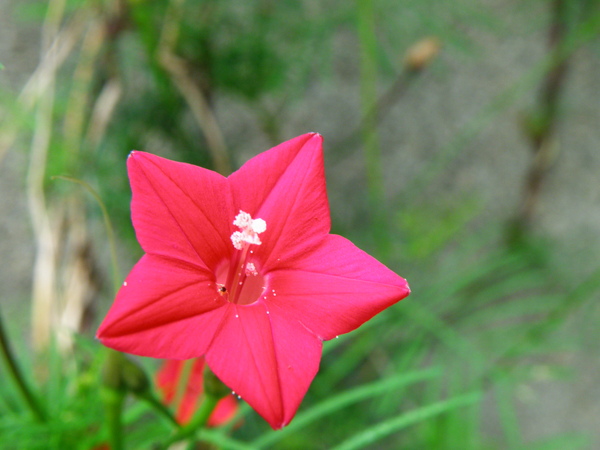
[245,262,258,276]
[230,231,245,250]
[251,218,266,234]
[232,211,253,228]
[230,210,267,250]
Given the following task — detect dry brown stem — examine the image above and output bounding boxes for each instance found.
[0,12,88,165]
[86,78,123,149]
[157,0,231,175]
[512,0,572,238]
[26,3,105,352]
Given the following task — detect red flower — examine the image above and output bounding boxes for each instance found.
[156,358,238,426]
[97,133,410,429]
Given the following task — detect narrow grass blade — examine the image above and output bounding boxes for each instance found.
[332,391,481,450]
[253,367,441,448]
[199,429,257,450]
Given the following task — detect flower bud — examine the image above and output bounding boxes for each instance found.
[120,356,150,395]
[404,37,441,72]
[101,350,126,392]
[101,350,150,395]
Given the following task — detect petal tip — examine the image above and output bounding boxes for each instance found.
[306,132,323,142]
[127,150,145,169]
[95,326,109,342]
[128,149,142,160]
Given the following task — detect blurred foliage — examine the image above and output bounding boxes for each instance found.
[1,0,600,448]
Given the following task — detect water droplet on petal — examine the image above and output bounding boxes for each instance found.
[235,314,239,318]
[123,281,127,286]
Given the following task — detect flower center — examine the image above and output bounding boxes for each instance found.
[218,211,267,305]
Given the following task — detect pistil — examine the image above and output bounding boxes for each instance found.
[226,243,251,304]
[224,211,267,305]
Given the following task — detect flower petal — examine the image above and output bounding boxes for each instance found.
[97,254,229,359]
[208,395,239,428]
[206,302,322,429]
[173,359,205,424]
[155,359,181,403]
[128,151,235,270]
[156,358,239,426]
[228,133,330,269]
[266,235,410,340]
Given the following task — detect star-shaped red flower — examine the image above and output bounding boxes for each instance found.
[97,133,410,429]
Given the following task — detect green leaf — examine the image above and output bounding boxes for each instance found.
[253,367,441,448]
[332,391,482,450]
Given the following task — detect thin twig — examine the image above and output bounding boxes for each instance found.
[0,16,85,165]
[27,55,59,353]
[511,0,573,238]
[0,307,47,421]
[63,19,106,153]
[157,0,230,175]
[86,78,123,148]
[26,0,89,352]
[52,176,121,293]
[330,38,440,163]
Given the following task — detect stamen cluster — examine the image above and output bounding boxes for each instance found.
[230,211,267,250]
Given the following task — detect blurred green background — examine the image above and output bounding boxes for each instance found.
[1,0,599,448]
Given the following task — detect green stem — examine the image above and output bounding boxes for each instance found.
[172,359,195,417]
[356,0,383,203]
[51,176,121,293]
[356,0,390,256]
[185,394,219,433]
[159,394,219,449]
[102,387,125,450]
[137,391,181,428]
[0,307,47,422]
